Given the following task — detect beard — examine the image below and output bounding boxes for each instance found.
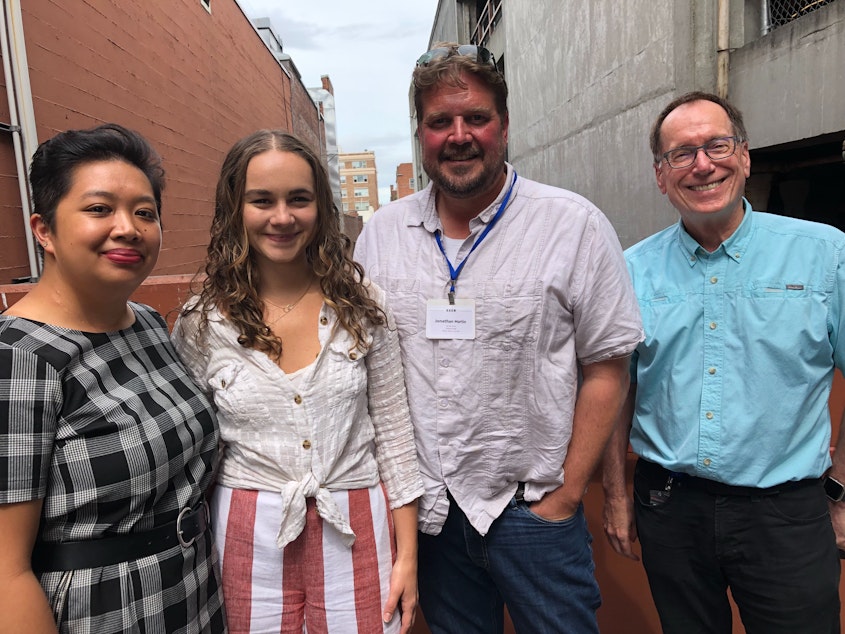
[423,141,506,199]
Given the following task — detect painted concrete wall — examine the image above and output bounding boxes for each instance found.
[731,0,845,148]
[426,1,843,248]
[502,1,719,247]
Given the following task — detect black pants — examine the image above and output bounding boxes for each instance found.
[634,458,840,634]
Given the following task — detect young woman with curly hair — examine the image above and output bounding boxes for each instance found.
[173,130,423,634]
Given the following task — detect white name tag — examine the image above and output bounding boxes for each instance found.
[425,298,476,339]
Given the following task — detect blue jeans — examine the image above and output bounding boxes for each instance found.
[418,493,601,634]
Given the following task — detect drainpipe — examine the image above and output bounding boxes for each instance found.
[716,0,730,99]
[1,0,39,280]
[761,0,771,35]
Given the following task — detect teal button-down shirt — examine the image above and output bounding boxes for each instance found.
[628,200,845,487]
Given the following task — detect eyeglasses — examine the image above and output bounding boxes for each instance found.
[660,136,742,169]
[416,44,496,68]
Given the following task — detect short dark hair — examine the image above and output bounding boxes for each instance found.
[412,42,508,121]
[29,123,165,228]
[649,91,748,163]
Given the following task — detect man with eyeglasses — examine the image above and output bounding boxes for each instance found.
[355,43,643,633]
[602,91,845,633]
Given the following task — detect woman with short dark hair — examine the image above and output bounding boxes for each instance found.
[0,124,226,633]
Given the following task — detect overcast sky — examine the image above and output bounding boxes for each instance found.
[234,0,439,204]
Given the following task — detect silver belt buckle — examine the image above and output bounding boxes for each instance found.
[177,506,196,547]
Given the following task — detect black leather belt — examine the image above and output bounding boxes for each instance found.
[31,501,209,572]
[639,458,818,497]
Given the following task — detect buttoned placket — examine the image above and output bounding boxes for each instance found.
[697,247,729,475]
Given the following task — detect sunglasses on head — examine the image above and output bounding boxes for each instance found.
[416,44,496,68]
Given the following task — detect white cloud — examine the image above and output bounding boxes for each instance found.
[234,0,437,204]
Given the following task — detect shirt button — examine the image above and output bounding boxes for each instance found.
[703,458,712,467]
[294,394,303,404]
[320,316,328,325]
[710,276,718,284]
[734,252,741,258]
[709,322,717,330]
[349,352,358,360]
[708,367,716,375]
[690,256,696,262]
[706,411,714,420]
[440,358,450,367]
[302,439,311,449]
[439,399,448,408]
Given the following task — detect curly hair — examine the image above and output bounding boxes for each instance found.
[183,130,384,359]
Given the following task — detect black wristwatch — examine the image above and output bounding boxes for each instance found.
[823,475,845,502]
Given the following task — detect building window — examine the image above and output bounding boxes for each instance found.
[765,0,836,31]
[342,203,349,211]
[409,177,416,188]
[354,188,368,198]
[355,202,369,211]
[341,190,347,198]
[340,175,346,184]
[353,175,368,183]
[339,161,346,169]
[351,160,367,168]
[200,0,211,13]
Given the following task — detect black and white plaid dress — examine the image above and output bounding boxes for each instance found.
[0,303,226,633]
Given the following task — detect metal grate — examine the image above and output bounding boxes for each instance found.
[766,0,837,31]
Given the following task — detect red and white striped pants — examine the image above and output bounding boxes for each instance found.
[211,484,399,634]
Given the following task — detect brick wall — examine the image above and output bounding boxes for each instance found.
[0,0,321,283]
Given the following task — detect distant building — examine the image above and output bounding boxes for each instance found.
[342,210,364,247]
[339,150,379,222]
[394,162,415,199]
[308,76,342,214]
[251,17,323,172]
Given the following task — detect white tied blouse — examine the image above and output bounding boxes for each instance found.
[172,284,423,549]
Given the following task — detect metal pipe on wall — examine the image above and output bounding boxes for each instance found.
[1,0,39,280]
[761,0,772,35]
[716,0,731,99]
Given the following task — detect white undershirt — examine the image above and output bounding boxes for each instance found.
[441,235,465,264]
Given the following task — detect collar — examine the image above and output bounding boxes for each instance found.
[406,162,516,234]
[676,198,753,266]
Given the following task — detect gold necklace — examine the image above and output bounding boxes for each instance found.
[264,277,314,322]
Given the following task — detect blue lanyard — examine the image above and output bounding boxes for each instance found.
[434,171,517,304]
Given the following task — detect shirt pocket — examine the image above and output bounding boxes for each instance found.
[208,362,271,425]
[378,277,422,337]
[736,281,830,356]
[325,339,369,408]
[738,280,822,326]
[475,281,542,423]
[475,281,542,345]
[638,290,693,340]
[741,280,812,299]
